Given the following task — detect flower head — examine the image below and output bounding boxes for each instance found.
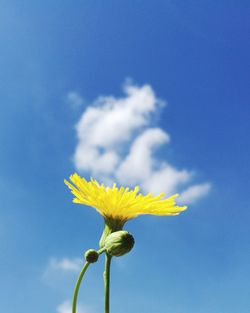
[64,173,187,230]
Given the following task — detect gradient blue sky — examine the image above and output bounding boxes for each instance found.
[1,1,250,313]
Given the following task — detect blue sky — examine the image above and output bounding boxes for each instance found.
[1,1,250,313]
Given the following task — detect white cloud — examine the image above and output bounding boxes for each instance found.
[57,300,91,313]
[117,128,170,185]
[143,165,192,197]
[71,81,210,203]
[74,83,163,177]
[45,257,82,273]
[42,257,83,290]
[178,183,212,204]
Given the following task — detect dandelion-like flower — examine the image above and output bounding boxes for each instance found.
[64,173,187,232]
[65,173,188,313]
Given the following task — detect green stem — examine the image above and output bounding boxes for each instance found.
[99,220,125,248]
[104,253,112,313]
[99,223,113,248]
[72,248,105,313]
[72,262,90,313]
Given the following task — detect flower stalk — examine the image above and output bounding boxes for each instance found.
[72,261,90,313]
[104,253,112,313]
[72,248,105,313]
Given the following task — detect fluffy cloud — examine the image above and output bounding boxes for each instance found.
[117,128,170,185]
[71,81,210,204]
[57,300,91,313]
[74,83,162,177]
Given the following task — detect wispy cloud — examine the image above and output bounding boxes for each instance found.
[42,257,83,289]
[71,81,210,204]
[57,300,92,313]
[66,91,84,108]
[46,257,82,272]
[178,183,211,204]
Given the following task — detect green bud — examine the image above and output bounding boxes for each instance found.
[84,249,99,263]
[104,230,135,257]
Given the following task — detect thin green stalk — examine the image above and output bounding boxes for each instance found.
[104,253,112,313]
[72,261,90,313]
[72,248,105,313]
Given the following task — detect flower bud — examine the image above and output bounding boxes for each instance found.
[84,249,99,263]
[104,230,135,257]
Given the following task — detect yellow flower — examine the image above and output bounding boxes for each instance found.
[64,173,187,230]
